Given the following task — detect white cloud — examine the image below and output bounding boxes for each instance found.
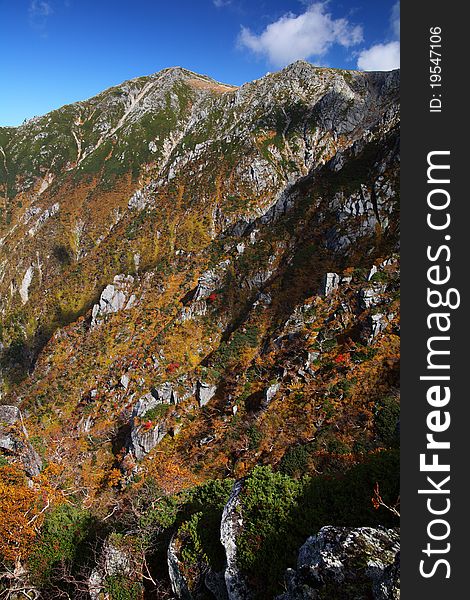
[356,2,400,71]
[29,0,53,19]
[357,41,400,71]
[238,2,363,67]
[391,1,400,38]
[28,0,53,29]
[213,0,231,7]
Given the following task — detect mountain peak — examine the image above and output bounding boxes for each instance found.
[151,65,237,91]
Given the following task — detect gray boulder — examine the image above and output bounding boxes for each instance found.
[205,569,229,600]
[319,273,341,297]
[359,284,386,310]
[193,269,219,302]
[368,313,389,342]
[91,274,135,327]
[129,421,167,461]
[151,381,179,404]
[120,373,130,390]
[193,260,230,302]
[244,269,273,290]
[262,382,281,409]
[374,551,400,600]
[196,381,217,407]
[179,300,207,322]
[276,526,400,600]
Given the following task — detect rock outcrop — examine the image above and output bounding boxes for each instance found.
[319,272,341,297]
[368,313,389,343]
[127,390,172,460]
[166,499,400,600]
[88,535,142,600]
[205,569,230,600]
[193,261,230,302]
[276,526,400,600]
[374,551,400,600]
[167,534,193,600]
[167,535,193,600]
[220,481,252,600]
[150,382,179,405]
[91,275,136,327]
[262,382,281,409]
[196,380,217,407]
[359,285,386,310]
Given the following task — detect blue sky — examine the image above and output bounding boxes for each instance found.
[0,0,399,126]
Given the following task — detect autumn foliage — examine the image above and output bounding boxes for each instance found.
[0,465,45,564]
[0,463,65,567]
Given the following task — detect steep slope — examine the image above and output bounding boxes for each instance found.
[0,62,399,599]
[0,62,398,387]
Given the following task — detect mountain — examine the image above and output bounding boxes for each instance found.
[0,62,400,599]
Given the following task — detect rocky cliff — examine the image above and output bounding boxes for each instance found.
[0,61,399,598]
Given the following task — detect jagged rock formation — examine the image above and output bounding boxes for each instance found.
[319,272,341,296]
[91,274,136,327]
[220,481,252,600]
[167,534,194,600]
[196,380,217,407]
[374,551,400,600]
[276,526,400,600]
[205,569,229,600]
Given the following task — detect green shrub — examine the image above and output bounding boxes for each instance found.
[312,427,351,455]
[320,398,335,419]
[143,404,169,421]
[279,444,312,477]
[330,378,355,397]
[135,480,181,535]
[322,338,338,352]
[209,325,260,372]
[181,478,234,571]
[370,270,389,284]
[237,466,302,590]
[28,504,93,584]
[106,574,142,600]
[352,346,377,363]
[325,436,351,455]
[29,435,48,460]
[52,244,72,266]
[374,396,400,447]
[135,478,233,572]
[247,424,263,451]
[179,512,206,565]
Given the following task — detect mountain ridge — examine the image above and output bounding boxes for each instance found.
[3,61,400,131]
